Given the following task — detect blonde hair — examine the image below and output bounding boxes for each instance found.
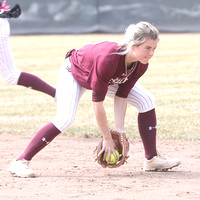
[117,21,159,55]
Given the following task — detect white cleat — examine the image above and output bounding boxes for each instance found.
[8,159,35,178]
[144,154,181,172]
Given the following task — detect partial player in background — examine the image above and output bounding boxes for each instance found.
[0,1,56,98]
[9,21,181,178]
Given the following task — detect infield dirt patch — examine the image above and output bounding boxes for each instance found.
[0,134,199,200]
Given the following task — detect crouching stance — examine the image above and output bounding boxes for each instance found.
[9,21,180,177]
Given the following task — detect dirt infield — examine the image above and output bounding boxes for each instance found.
[0,134,199,200]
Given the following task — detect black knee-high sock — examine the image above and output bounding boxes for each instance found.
[138,109,157,160]
[17,72,56,98]
[17,122,61,161]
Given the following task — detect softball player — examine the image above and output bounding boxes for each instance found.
[9,21,180,177]
[0,1,55,97]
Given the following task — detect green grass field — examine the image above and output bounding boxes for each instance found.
[0,34,199,140]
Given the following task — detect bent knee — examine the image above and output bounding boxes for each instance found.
[128,91,156,113]
[2,70,21,85]
[52,116,75,133]
[138,92,156,113]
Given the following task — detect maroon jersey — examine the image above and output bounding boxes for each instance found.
[68,41,148,102]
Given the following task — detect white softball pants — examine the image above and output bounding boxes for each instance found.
[52,58,156,133]
[0,18,21,85]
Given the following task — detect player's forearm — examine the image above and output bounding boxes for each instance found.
[93,101,112,140]
[114,95,127,133]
